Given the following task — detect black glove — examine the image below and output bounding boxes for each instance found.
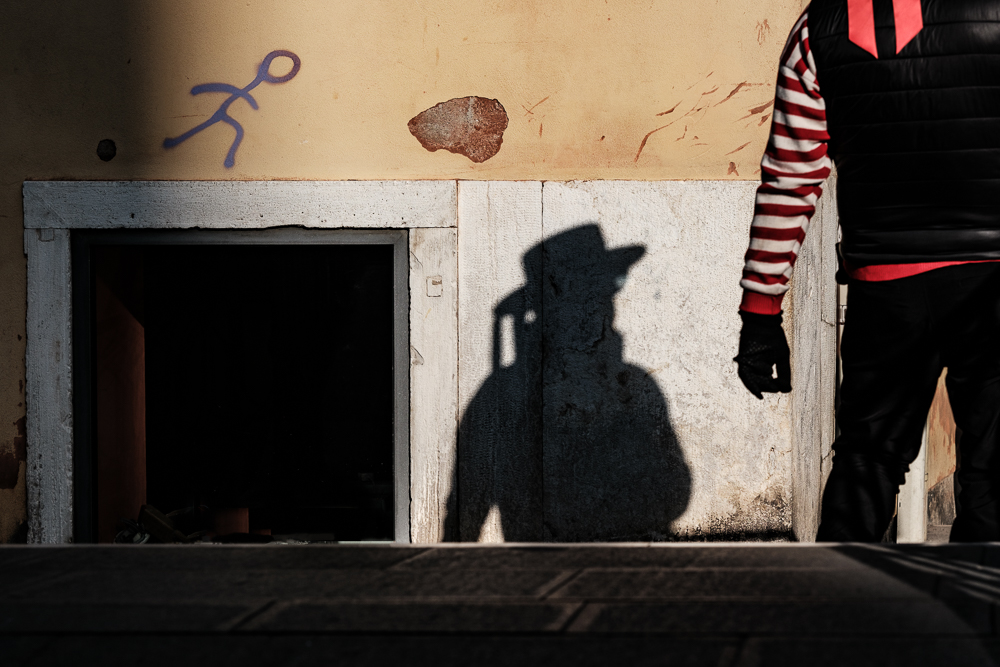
[734,311,791,400]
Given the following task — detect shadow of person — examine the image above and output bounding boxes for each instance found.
[444,224,691,542]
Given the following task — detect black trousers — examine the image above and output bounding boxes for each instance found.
[816,262,1000,542]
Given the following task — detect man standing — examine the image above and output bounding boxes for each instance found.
[734,0,1000,541]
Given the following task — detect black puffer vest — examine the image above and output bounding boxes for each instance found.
[809,0,1000,266]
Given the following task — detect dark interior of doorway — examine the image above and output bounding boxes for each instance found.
[86,243,396,543]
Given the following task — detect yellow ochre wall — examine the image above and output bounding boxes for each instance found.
[0,0,807,541]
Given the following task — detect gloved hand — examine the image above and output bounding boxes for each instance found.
[734,311,792,400]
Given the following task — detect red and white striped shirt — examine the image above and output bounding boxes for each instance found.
[739,11,989,315]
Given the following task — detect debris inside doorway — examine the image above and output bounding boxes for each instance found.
[114,504,277,544]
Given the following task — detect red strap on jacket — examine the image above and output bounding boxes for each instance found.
[848,0,923,57]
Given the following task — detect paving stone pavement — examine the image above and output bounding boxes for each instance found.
[3,543,1000,666]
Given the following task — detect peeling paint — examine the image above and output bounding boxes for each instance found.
[408,96,509,163]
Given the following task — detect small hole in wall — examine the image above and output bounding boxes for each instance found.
[97,139,117,162]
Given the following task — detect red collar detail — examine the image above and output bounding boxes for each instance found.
[848,0,923,58]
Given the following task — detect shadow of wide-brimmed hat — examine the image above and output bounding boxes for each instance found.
[524,223,645,282]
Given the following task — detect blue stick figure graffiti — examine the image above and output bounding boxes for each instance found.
[163,50,301,168]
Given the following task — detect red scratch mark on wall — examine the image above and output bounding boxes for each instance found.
[757,19,771,45]
[657,102,681,117]
[726,141,752,155]
[758,114,771,126]
[728,162,740,176]
[635,122,675,162]
[739,100,774,120]
[522,96,550,116]
[539,124,543,137]
[716,82,749,106]
[676,125,688,141]
[687,71,715,90]
[701,86,719,96]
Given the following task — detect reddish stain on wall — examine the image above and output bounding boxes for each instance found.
[408,96,509,163]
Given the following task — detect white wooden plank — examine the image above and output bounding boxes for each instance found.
[24,229,74,544]
[409,228,459,543]
[23,181,457,230]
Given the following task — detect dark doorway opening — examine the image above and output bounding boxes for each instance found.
[72,230,408,544]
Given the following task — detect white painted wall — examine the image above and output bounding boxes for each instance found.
[455,182,544,543]
[542,181,791,538]
[453,180,836,541]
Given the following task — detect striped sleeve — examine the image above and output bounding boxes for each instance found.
[740,11,832,315]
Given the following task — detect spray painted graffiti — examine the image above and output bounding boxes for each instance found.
[164,50,301,168]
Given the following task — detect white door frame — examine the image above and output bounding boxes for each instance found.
[22,180,459,544]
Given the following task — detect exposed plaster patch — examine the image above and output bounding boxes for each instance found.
[408,96,509,163]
